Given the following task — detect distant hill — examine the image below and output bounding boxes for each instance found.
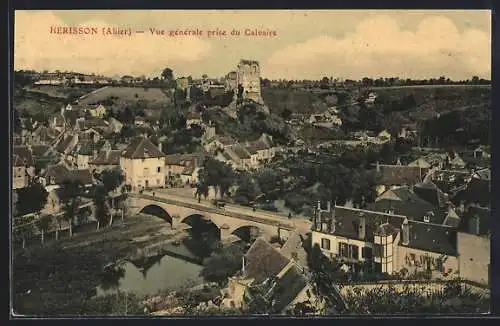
[78,86,172,106]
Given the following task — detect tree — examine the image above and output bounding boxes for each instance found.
[58,179,84,237]
[320,76,330,89]
[35,214,53,246]
[93,185,110,231]
[13,215,35,249]
[101,168,125,226]
[306,243,349,314]
[161,68,175,88]
[195,182,209,203]
[199,243,246,286]
[198,157,235,199]
[15,181,48,217]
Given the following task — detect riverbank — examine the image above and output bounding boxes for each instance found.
[12,214,193,316]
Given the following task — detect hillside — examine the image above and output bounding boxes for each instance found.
[78,86,172,106]
[262,88,337,115]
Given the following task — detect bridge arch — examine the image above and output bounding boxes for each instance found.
[230,224,261,243]
[139,204,173,226]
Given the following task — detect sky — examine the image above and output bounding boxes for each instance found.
[14,10,491,80]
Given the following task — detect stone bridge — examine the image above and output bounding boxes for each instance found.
[127,193,296,242]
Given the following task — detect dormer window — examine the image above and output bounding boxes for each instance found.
[423,215,430,223]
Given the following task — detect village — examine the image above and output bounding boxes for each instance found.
[12,54,491,315]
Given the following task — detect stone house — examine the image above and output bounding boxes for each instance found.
[120,137,166,192]
[220,238,318,314]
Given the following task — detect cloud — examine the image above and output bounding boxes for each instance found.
[14,11,212,76]
[264,15,490,80]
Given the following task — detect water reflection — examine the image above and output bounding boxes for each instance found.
[97,245,204,297]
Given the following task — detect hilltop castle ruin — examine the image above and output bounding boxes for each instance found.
[225,59,263,104]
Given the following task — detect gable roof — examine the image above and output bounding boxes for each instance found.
[89,149,122,165]
[401,220,458,256]
[280,232,309,270]
[413,181,448,208]
[121,137,166,159]
[13,146,34,166]
[267,264,308,313]
[244,238,290,284]
[374,186,441,223]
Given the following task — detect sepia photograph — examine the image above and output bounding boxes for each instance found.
[11,9,491,316]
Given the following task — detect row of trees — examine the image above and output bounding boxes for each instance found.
[12,169,126,250]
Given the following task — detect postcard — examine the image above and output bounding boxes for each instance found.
[11,9,491,317]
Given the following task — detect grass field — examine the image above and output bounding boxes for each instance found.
[78,86,172,105]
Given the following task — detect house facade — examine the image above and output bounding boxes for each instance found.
[120,137,166,192]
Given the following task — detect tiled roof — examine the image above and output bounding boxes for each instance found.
[375,165,425,186]
[121,137,165,159]
[63,169,94,185]
[246,140,269,153]
[56,135,76,153]
[267,264,308,313]
[31,144,50,157]
[453,178,490,207]
[413,181,448,208]
[280,232,309,270]
[32,125,58,141]
[217,136,236,146]
[244,238,290,284]
[45,164,71,184]
[230,144,251,160]
[374,186,441,223]
[89,150,122,165]
[13,146,34,166]
[314,206,406,242]
[401,220,458,256]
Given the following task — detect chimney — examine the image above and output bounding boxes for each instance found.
[326,201,331,212]
[475,216,481,235]
[158,142,163,153]
[93,149,98,158]
[376,161,380,172]
[241,256,246,275]
[317,200,321,212]
[396,157,402,166]
[358,216,366,240]
[330,208,336,233]
[401,220,410,245]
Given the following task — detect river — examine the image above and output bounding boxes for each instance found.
[96,243,205,297]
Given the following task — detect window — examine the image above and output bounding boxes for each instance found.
[306,289,311,298]
[157,167,161,173]
[143,168,149,176]
[362,247,373,259]
[349,245,359,260]
[373,244,383,258]
[321,238,331,250]
[156,179,160,185]
[339,243,348,257]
